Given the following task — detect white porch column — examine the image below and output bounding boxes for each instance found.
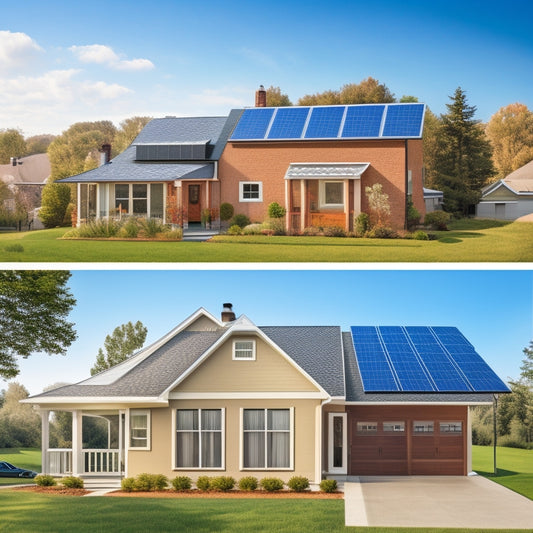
[76,183,81,227]
[353,179,361,218]
[344,179,350,230]
[315,404,322,484]
[72,410,83,476]
[300,180,307,233]
[40,410,50,474]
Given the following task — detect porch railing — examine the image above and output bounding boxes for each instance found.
[47,448,120,475]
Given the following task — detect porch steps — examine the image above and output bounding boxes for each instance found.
[182,228,219,241]
[82,477,122,490]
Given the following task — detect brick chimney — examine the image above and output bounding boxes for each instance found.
[221,303,236,323]
[255,85,267,107]
[99,143,112,166]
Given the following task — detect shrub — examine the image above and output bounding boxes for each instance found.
[196,476,211,491]
[366,226,398,239]
[135,473,168,491]
[260,477,284,492]
[287,476,309,492]
[211,476,236,492]
[407,200,421,229]
[220,202,234,222]
[120,217,140,238]
[242,223,264,235]
[71,218,123,238]
[121,477,136,492]
[4,244,24,253]
[424,210,452,230]
[412,230,429,240]
[140,217,166,238]
[163,228,183,240]
[267,202,286,219]
[61,476,84,489]
[354,212,371,237]
[39,182,71,228]
[35,474,57,487]
[302,226,321,236]
[320,479,338,493]
[230,214,251,228]
[323,226,346,237]
[227,224,242,235]
[171,476,192,491]
[238,476,258,491]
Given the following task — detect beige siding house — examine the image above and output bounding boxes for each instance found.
[23,305,507,484]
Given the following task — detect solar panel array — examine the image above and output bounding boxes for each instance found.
[230,103,425,141]
[351,326,509,393]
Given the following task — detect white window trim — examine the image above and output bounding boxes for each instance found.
[327,412,347,474]
[319,180,345,209]
[232,339,256,361]
[239,407,294,471]
[239,181,263,202]
[174,408,226,471]
[113,183,165,220]
[128,409,151,451]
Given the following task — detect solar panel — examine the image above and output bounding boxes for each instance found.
[352,325,509,393]
[230,108,275,140]
[382,104,425,137]
[304,106,345,138]
[341,105,384,138]
[267,107,310,139]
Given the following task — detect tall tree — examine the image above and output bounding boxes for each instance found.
[38,181,72,228]
[486,103,533,179]
[91,320,148,375]
[431,87,495,215]
[25,134,56,155]
[0,271,77,378]
[265,86,292,107]
[113,116,152,154]
[422,108,444,189]
[339,77,396,104]
[0,129,26,164]
[520,341,533,382]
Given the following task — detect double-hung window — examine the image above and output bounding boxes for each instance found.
[176,409,224,469]
[319,181,344,208]
[239,182,263,202]
[242,408,292,469]
[233,339,256,360]
[130,410,150,449]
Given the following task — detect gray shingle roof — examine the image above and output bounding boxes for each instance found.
[59,111,242,184]
[342,332,494,403]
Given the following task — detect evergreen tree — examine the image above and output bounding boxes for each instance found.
[520,341,533,382]
[432,87,495,215]
[91,321,148,375]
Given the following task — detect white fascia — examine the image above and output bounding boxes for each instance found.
[160,314,330,400]
[481,180,517,197]
[342,400,493,406]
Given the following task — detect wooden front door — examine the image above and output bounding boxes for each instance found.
[188,184,201,223]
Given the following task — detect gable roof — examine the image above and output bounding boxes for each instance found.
[59,110,243,184]
[481,159,533,197]
[0,153,50,185]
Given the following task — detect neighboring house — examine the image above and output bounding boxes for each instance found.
[423,187,444,212]
[0,154,50,226]
[477,159,533,220]
[60,88,426,231]
[23,304,508,484]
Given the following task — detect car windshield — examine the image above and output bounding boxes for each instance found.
[0,462,17,470]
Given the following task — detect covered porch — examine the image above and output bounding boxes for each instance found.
[284,163,369,233]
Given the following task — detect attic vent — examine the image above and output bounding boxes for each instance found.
[135,142,209,161]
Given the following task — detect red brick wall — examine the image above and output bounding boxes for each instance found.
[219,139,424,229]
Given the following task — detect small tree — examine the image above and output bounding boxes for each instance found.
[39,182,72,228]
[365,183,390,227]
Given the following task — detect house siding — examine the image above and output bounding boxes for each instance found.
[219,139,424,229]
[127,399,320,483]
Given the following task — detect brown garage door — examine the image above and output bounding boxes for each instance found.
[348,407,466,476]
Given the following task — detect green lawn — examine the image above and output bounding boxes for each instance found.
[0,219,531,262]
[0,448,41,485]
[1,446,532,532]
[472,444,533,500]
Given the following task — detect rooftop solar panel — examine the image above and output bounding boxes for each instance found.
[341,105,384,138]
[267,107,310,139]
[230,108,274,140]
[382,104,425,137]
[304,106,345,138]
[352,325,509,393]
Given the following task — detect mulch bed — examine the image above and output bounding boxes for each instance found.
[14,486,91,496]
[107,489,343,499]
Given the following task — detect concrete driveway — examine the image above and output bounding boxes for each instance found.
[345,474,533,529]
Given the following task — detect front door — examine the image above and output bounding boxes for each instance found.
[188,184,201,223]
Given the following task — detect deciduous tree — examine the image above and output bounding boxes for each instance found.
[0,129,26,164]
[265,86,292,107]
[0,271,77,378]
[91,320,148,375]
[113,116,152,154]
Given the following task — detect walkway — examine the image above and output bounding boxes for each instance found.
[345,474,533,529]
[182,227,219,242]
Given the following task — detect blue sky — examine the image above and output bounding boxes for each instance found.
[11,269,533,395]
[1,0,532,136]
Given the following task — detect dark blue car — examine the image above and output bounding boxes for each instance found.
[0,461,38,478]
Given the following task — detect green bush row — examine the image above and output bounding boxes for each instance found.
[35,475,84,489]
[121,474,338,493]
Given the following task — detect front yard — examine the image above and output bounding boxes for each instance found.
[0,219,531,262]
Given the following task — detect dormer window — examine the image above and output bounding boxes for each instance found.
[233,339,256,360]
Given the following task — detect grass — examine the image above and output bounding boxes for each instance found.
[1,446,532,532]
[0,219,531,262]
[0,448,41,485]
[472,444,533,500]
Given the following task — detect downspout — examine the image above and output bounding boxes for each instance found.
[404,139,409,230]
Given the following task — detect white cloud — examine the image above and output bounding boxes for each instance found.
[189,88,247,108]
[70,44,154,71]
[0,30,43,74]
